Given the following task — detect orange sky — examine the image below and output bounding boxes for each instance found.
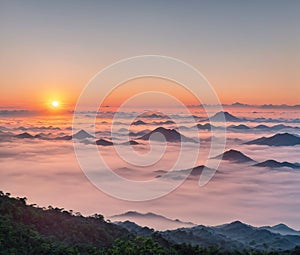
[1,1,299,111]
[101,78,201,108]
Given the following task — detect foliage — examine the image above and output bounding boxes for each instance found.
[0,191,299,254]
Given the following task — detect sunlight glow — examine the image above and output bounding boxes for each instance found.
[51,101,59,108]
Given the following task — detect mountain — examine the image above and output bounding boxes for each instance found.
[169,165,215,179]
[270,124,299,130]
[95,138,113,146]
[129,130,151,137]
[179,165,211,176]
[0,192,131,254]
[54,135,72,141]
[115,221,154,237]
[228,124,299,131]
[261,224,300,236]
[153,120,175,125]
[253,160,300,169]
[203,111,241,122]
[160,221,300,252]
[254,124,270,129]
[14,132,34,139]
[120,140,139,145]
[138,127,196,143]
[228,124,250,130]
[245,133,300,146]
[253,124,299,131]
[73,129,94,139]
[0,192,226,255]
[195,123,214,130]
[131,120,147,125]
[110,211,195,231]
[2,192,300,254]
[154,165,216,181]
[213,149,254,163]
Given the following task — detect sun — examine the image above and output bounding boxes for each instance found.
[51,101,59,108]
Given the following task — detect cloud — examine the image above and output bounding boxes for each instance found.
[0,107,300,230]
[0,110,37,116]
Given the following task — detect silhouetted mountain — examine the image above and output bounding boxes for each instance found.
[261,224,300,236]
[245,133,300,146]
[153,120,175,125]
[254,124,270,129]
[129,130,150,137]
[96,139,113,146]
[132,119,175,126]
[173,165,215,177]
[161,220,300,252]
[139,112,166,119]
[33,133,46,139]
[73,129,94,139]
[231,102,250,107]
[120,140,139,145]
[270,124,298,130]
[54,135,72,141]
[195,123,214,130]
[213,149,254,163]
[228,124,250,130]
[228,124,299,131]
[253,160,300,169]
[154,165,216,181]
[253,124,299,131]
[110,211,195,230]
[14,132,34,139]
[138,127,196,143]
[131,120,147,125]
[115,221,154,236]
[203,111,241,122]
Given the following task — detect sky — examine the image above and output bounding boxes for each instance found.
[1,0,300,110]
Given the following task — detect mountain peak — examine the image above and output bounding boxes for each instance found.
[95,138,113,146]
[213,149,254,163]
[73,129,94,139]
[14,132,34,139]
[208,111,241,122]
[218,220,252,231]
[229,220,246,226]
[138,127,196,143]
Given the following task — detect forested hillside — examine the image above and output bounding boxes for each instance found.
[1,191,300,255]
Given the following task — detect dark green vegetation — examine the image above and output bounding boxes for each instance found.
[1,191,300,255]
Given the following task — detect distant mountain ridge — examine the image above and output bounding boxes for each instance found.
[253,160,300,169]
[261,223,300,236]
[110,211,195,230]
[245,133,300,146]
[115,215,300,252]
[229,124,299,131]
